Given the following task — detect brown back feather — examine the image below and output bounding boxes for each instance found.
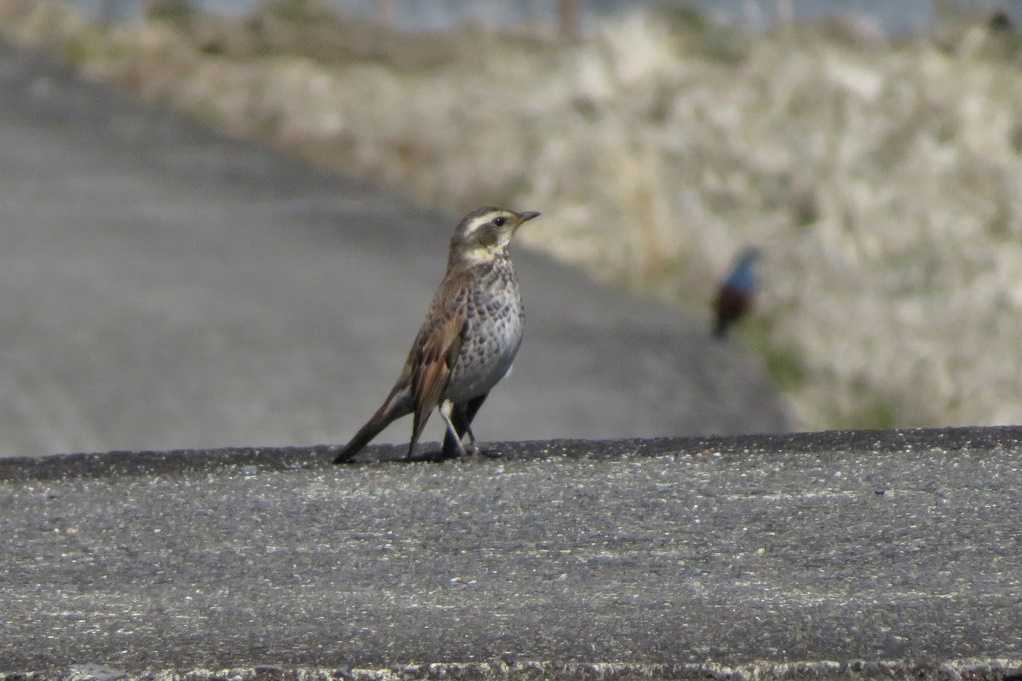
[403,267,473,455]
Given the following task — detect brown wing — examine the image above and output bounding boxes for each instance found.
[404,269,471,454]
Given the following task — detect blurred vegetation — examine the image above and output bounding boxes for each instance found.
[2,0,1022,430]
[145,0,196,23]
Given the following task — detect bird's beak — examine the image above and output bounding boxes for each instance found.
[517,210,541,225]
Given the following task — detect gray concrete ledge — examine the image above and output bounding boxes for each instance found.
[2,428,1022,675]
[3,424,1021,481]
[4,659,1022,681]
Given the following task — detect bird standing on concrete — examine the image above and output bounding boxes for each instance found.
[712,246,762,339]
[333,207,541,463]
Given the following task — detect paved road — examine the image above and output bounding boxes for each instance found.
[1,427,1021,676]
[0,43,788,458]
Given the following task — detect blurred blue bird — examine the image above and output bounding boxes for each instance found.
[712,246,762,339]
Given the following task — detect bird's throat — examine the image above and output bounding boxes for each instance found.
[450,244,504,269]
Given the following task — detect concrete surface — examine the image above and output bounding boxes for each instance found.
[0,41,788,459]
[2,427,1022,677]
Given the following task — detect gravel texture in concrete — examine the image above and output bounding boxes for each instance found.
[2,427,1021,675]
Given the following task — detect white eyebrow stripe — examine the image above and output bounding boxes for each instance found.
[465,213,502,233]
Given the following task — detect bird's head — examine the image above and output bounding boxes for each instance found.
[448,207,541,267]
[737,246,763,267]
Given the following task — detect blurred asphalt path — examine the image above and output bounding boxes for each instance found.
[2,427,1021,675]
[0,42,788,458]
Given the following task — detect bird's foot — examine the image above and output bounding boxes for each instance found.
[405,443,500,462]
[465,443,503,459]
[404,448,460,463]
[461,444,482,460]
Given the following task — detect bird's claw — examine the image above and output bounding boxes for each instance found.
[405,448,460,463]
[405,443,500,462]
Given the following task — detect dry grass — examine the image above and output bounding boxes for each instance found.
[5,0,1022,429]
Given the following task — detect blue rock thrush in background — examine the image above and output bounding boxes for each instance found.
[713,247,762,339]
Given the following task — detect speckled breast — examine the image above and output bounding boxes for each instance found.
[445,257,524,403]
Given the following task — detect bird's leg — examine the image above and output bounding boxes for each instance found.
[460,393,488,454]
[442,393,488,457]
[439,399,468,458]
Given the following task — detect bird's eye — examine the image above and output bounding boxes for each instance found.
[493,216,507,227]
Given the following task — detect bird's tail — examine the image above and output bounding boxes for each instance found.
[333,388,409,464]
[712,317,729,339]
